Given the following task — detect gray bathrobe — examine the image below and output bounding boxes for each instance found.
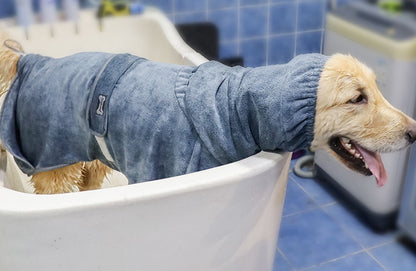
[0,53,329,184]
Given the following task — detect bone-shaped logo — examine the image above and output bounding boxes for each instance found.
[96,95,106,116]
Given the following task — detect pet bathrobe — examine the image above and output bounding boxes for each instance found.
[0,53,329,183]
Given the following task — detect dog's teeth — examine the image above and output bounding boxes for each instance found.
[346,143,352,149]
[341,137,350,144]
[364,163,369,169]
[350,149,356,155]
[354,153,361,159]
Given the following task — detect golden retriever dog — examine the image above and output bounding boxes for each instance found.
[0,32,415,194]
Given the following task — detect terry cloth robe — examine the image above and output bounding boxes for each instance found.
[0,53,329,184]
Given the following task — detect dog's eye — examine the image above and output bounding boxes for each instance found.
[349,94,367,104]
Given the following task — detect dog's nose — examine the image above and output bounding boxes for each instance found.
[406,131,416,143]
[406,125,416,143]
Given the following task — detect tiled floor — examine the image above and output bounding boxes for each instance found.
[274,158,416,271]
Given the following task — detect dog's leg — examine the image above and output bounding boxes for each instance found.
[31,162,87,194]
[79,160,111,191]
[31,160,111,193]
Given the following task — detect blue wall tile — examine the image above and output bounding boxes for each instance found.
[270,3,297,35]
[0,0,14,18]
[175,11,207,24]
[268,34,295,65]
[241,38,267,67]
[208,8,238,41]
[1,0,339,67]
[219,41,238,59]
[240,6,268,39]
[240,0,268,6]
[175,0,206,12]
[298,0,326,31]
[208,0,238,10]
[296,31,322,54]
[141,0,173,14]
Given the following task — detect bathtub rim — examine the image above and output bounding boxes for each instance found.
[0,151,291,214]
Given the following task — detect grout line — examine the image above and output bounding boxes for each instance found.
[265,0,271,65]
[320,0,327,54]
[273,28,325,36]
[299,250,366,271]
[319,204,394,271]
[234,27,324,45]
[281,207,320,219]
[366,250,390,271]
[276,247,298,271]
[289,169,394,271]
[237,0,241,55]
[359,240,393,271]
[366,238,397,251]
[293,0,299,57]
[289,173,336,208]
[318,201,338,208]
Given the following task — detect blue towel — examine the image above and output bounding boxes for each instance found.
[0,52,329,183]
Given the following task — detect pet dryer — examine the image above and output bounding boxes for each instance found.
[315,2,416,229]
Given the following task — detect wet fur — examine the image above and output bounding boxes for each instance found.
[1,32,415,194]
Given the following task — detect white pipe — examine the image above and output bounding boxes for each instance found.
[39,0,57,36]
[14,0,34,39]
[63,0,80,33]
[63,0,80,22]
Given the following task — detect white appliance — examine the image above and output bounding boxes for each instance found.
[399,144,416,242]
[315,2,416,229]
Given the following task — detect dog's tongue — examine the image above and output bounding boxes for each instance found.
[356,145,387,186]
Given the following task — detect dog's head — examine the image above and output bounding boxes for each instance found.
[311,54,416,186]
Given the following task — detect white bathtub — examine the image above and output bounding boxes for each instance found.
[0,8,291,271]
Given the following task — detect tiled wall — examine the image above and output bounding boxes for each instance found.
[0,0,354,67]
[141,0,328,67]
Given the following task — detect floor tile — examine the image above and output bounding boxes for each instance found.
[278,208,361,269]
[305,252,385,271]
[290,172,337,206]
[370,238,416,271]
[323,203,397,249]
[282,177,318,216]
[273,250,294,271]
